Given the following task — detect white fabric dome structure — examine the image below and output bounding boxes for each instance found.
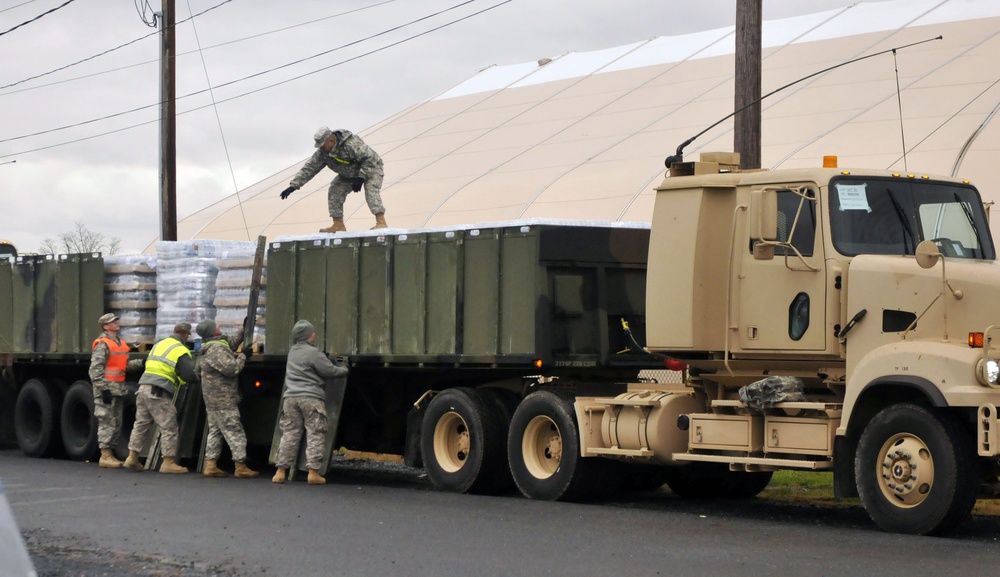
[162,0,1000,247]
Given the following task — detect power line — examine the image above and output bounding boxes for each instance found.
[0,0,514,158]
[0,0,499,145]
[0,0,403,96]
[0,1,42,15]
[0,0,234,91]
[0,0,77,38]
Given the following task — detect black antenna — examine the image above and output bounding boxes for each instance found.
[892,48,908,171]
[664,35,943,169]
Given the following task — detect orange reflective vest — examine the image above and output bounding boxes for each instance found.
[93,336,130,382]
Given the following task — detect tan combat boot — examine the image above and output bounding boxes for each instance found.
[202,459,228,478]
[98,448,123,469]
[234,461,259,479]
[159,456,189,474]
[123,450,143,471]
[272,468,287,484]
[307,469,327,485]
[371,213,388,230]
[319,218,346,233]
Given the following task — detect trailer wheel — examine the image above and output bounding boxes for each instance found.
[508,391,602,501]
[14,378,62,458]
[855,403,977,535]
[60,380,98,461]
[664,463,773,499]
[421,388,508,494]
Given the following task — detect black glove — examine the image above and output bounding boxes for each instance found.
[237,349,249,360]
[101,390,113,404]
[280,185,296,199]
[350,178,364,193]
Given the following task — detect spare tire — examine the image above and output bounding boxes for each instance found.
[15,378,62,458]
[60,380,98,461]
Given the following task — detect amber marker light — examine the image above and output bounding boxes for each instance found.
[255,381,262,388]
[970,332,985,348]
[534,359,543,368]
[823,155,838,168]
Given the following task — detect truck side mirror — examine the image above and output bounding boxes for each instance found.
[750,189,778,260]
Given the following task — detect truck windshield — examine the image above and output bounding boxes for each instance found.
[829,176,994,260]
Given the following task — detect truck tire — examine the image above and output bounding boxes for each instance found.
[855,403,977,535]
[60,380,98,461]
[508,391,603,501]
[664,463,773,499]
[112,391,137,462]
[421,387,509,494]
[14,378,62,458]
[477,388,521,492]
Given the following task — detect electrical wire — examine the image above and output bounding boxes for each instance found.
[0,0,512,159]
[0,0,508,146]
[0,0,401,96]
[0,0,234,91]
[0,1,42,15]
[134,0,157,27]
[185,0,248,239]
[0,0,77,38]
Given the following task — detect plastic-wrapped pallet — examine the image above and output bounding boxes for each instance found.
[155,240,258,344]
[214,252,267,350]
[104,254,158,347]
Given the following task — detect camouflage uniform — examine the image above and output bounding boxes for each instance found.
[273,319,348,473]
[197,329,249,462]
[274,396,328,470]
[88,331,143,450]
[128,331,198,460]
[289,129,386,218]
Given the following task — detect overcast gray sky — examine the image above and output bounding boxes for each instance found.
[0,0,876,253]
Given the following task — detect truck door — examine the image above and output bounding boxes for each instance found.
[738,187,826,351]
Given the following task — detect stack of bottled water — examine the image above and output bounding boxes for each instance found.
[214,253,267,350]
[154,240,257,343]
[104,254,158,345]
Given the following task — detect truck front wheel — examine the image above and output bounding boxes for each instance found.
[855,403,977,535]
[420,388,508,494]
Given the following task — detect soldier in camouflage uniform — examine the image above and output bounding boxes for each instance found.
[272,320,348,485]
[278,126,388,233]
[194,319,258,479]
[89,313,144,468]
[123,322,197,474]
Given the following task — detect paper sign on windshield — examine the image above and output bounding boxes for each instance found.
[836,183,871,212]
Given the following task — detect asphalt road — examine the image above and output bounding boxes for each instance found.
[4,449,1000,577]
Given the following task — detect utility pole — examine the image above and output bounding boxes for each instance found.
[734,0,762,170]
[159,0,177,241]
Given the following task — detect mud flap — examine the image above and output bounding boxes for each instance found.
[146,382,205,471]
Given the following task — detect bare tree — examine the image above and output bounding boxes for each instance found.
[38,222,122,256]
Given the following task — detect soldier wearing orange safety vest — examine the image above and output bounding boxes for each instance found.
[88,313,144,468]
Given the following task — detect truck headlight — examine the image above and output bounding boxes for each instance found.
[977,358,1000,386]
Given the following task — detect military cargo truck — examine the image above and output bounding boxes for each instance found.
[4,157,1000,535]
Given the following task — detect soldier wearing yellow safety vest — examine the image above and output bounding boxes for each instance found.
[279,127,388,233]
[123,322,199,474]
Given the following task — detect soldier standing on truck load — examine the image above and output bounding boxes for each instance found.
[195,319,259,479]
[123,322,197,474]
[89,313,145,469]
[278,126,388,233]
[272,320,348,485]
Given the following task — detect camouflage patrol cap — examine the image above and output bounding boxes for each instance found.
[174,321,192,334]
[313,126,333,148]
[98,313,119,326]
